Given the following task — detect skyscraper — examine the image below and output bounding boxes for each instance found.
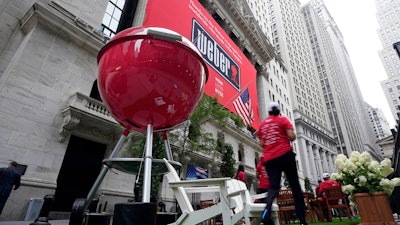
[301,0,382,160]
[365,102,392,140]
[248,0,338,183]
[378,0,400,122]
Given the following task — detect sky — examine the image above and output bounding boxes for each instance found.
[300,0,396,128]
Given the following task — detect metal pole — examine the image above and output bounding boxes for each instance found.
[142,123,153,202]
[84,128,130,211]
[162,132,173,161]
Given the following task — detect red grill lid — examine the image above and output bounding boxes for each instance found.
[97,27,209,132]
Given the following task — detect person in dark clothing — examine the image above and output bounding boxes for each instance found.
[0,161,21,215]
[257,102,308,225]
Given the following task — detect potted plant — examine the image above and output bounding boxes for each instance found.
[331,151,400,225]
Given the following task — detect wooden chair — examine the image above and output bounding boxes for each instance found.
[162,158,279,225]
[323,187,352,222]
[162,158,234,225]
[303,192,316,223]
[228,180,279,225]
[276,189,296,224]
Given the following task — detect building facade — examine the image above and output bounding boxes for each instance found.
[1,0,387,221]
[378,0,400,122]
[262,0,337,185]
[301,0,383,161]
[0,0,279,220]
[365,102,392,140]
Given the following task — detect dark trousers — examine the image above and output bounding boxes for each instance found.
[0,195,9,215]
[256,188,268,203]
[263,151,307,224]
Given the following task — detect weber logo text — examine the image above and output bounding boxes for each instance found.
[192,19,240,90]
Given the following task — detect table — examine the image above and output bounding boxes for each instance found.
[199,200,217,225]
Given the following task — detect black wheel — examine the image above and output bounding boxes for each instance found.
[69,198,86,225]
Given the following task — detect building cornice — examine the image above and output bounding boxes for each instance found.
[200,0,286,75]
[20,2,105,56]
[294,111,335,144]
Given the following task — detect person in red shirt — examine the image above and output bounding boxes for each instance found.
[319,173,340,194]
[235,165,246,184]
[257,102,308,225]
[318,173,340,222]
[255,156,270,202]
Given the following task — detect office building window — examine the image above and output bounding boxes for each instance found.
[100,0,126,38]
[100,0,139,39]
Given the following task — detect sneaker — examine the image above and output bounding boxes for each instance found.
[299,219,308,225]
[261,208,268,220]
[260,218,274,225]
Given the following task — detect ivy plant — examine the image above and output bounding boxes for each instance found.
[170,94,244,163]
[220,143,236,177]
[304,177,314,194]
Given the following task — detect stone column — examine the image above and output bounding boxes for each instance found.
[298,138,311,179]
[207,163,213,178]
[322,149,329,172]
[327,153,334,172]
[332,154,337,168]
[314,146,323,178]
[307,142,317,181]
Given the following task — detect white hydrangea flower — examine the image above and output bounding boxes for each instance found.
[335,160,346,172]
[342,185,355,194]
[391,178,400,186]
[367,172,375,178]
[380,179,395,195]
[368,161,380,173]
[331,173,342,181]
[336,154,347,162]
[383,186,394,195]
[344,160,357,174]
[358,175,367,185]
[379,178,391,187]
[333,151,400,196]
[350,151,361,164]
[380,158,392,168]
[359,152,372,165]
[381,167,394,177]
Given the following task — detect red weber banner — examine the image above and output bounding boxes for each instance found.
[143,0,259,128]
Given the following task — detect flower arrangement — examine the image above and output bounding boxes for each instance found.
[331,151,400,196]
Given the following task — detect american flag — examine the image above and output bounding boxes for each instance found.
[186,164,208,179]
[233,87,254,125]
